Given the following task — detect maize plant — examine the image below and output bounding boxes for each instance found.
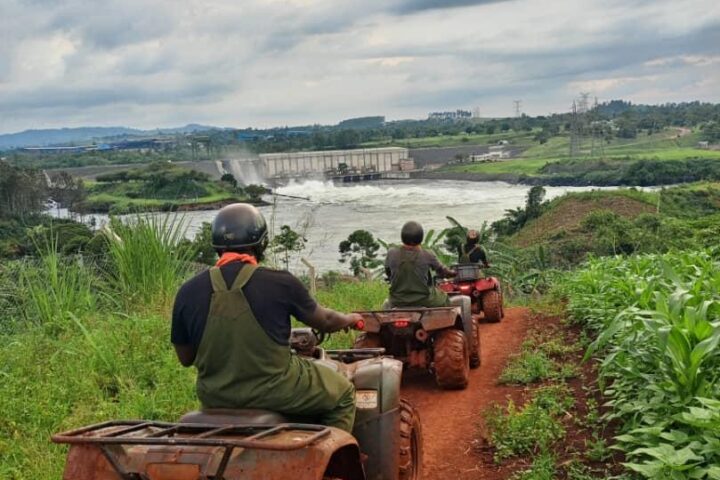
[559,251,720,479]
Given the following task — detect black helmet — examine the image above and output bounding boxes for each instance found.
[211,203,268,252]
[401,221,424,246]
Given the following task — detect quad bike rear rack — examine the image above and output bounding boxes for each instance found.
[52,421,331,480]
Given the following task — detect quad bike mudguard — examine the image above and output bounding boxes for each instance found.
[321,352,404,480]
[359,300,472,338]
[53,421,364,480]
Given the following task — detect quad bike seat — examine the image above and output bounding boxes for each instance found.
[180,408,289,426]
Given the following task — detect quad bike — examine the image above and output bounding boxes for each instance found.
[353,295,480,390]
[52,328,422,480]
[437,264,504,323]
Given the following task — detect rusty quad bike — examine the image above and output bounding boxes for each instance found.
[52,328,422,480]
[437,264,504,323]
[353,295,479,390]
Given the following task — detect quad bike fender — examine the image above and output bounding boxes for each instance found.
[341,357,403,480]
[475,276,500,292]
[60,428,364,480]
[449,295,473,337]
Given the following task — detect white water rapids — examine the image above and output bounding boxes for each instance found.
[60,180,620,272]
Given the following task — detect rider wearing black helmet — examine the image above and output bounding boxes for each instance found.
[171,203,361,432]
[458,229,490,267]
[385,221,456,308]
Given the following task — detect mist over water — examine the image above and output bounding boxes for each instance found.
[224,158,265,185]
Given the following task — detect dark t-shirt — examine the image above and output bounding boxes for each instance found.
[171,262,318,350]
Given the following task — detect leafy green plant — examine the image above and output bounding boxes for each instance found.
[484,385,572,462]
[559,250,720,479]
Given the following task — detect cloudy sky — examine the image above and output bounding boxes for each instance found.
[1,0,718,133]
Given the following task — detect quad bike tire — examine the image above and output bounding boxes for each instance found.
[469,315,481,369]
[398,398,423,480]
[353,332,382,349]
[433,329,470,389]
[481,290,503,323]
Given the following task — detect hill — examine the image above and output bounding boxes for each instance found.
[0,124,221,149]
[504,184,720,265]
[512,191,656,248]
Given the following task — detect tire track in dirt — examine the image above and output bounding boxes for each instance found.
[401,307,531,480]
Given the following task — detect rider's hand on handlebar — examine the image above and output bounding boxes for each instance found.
[344,312,364,332]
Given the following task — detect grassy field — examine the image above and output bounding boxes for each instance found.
[442,129,719,177]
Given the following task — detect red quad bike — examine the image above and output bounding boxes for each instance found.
[354,295,480,390]
[52,328,422,480]
[438,264,504,323]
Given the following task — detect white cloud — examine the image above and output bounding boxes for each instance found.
[0,0,718,132]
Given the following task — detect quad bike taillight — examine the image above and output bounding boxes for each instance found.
[393,320,410,328]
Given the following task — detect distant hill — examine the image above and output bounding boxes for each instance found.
[0,124,222,149]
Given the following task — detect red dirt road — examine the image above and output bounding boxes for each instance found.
[402,307,532,479]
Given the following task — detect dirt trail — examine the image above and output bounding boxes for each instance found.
[402,307,531,479]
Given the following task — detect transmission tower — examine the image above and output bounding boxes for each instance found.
[578,92,590,114]
[513,100,522,117]
[569,101,581,159]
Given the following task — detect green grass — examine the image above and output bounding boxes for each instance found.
[441,129,719,176]
[484,384,573,462]
[499,328,579,384]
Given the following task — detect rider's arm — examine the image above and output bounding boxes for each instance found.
[171,286,197,367]
[476,246,490,267]
[173,344,195,367]
[427,250,456,278]
[288,273,361,333]
[304,306,362,333]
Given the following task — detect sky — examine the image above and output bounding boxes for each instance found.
[0,0,719,133]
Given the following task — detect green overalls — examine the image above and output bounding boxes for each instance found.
[459,244,479,264]
[194,264,356,432]
[389,248,449,308]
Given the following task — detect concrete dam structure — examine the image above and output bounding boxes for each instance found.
[47,147,412,185]
[258,147,409,178]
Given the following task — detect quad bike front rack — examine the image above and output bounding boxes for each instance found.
[52,421,331,480]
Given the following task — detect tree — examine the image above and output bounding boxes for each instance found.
[245,184,268,201]
[339,230,381,276]
[220,173,238,189]
[0,160,47,218]
[48,172,87,211]
[271,225,306,270]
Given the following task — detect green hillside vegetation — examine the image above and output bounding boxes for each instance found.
[442,129,720,185]
[81,163,261,214]
[499,184,720,266]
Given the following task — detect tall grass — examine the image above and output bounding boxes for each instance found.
[19,235,96,334]
[104,215,197,306]
[559,251,720,478]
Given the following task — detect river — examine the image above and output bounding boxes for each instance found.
[59,180,619,272]
[188,179,618,272]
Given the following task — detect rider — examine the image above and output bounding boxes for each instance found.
[171,203,361,432]
[385,221,456,308]
[458,229,490,267]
